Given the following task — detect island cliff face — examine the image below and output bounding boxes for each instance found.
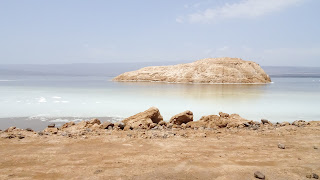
[113,57,271,83]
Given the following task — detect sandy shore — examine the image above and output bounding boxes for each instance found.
[1,122,320,180]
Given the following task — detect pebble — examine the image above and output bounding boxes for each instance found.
[261,119,269,124]
[6,134,16,139]
[278,143,286,149]
[254,171,265,179]
[314,146,318,149]
[48,123,55,128]
[313,173,319,179]
[25,128,33,132]
[94,170,103,174]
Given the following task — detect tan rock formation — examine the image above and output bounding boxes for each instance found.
[113,57,271,84]
[187,112,251,129]
[121,107,163,129]
[169,110,193,125]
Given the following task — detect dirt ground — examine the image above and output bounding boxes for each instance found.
[0,125,320,180]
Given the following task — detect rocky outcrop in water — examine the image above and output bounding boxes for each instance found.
[113,57,271,84]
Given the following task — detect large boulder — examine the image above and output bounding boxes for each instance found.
[122,107,163,129]
[169,110,193,125]
[187,113,251,129]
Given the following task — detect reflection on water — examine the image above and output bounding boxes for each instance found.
[114,81,268,101]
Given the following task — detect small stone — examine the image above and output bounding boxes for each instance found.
[6,134,16,139]
[61,132,68,136]
[278,143,286,149]
[18,135,25,139]
[48,123,55,128]
[313,173,319,179]
[100,121,114,129]
[254,171,265,179]
[114,122,125,130]
[314,146,318,149]
[158,120,167,126]
[219,112,229,118]
[167,123,173,129]
[45,127,58,134]
[243,122,251,127]
[151,126,159,130]
[261,119,269,124]
[94,169,103,174]
[306,174,312,178]
[149,123,157,129]
[5,126,16,133]
[38,132,44,136]
[123,125,133,131]
[25,128,33,132]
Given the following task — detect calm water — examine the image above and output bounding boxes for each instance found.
[0,75,320,129]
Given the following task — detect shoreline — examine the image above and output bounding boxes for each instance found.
[1,118,319,179]
[0,116,123,131]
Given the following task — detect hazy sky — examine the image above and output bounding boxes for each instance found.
[1,0,319,66]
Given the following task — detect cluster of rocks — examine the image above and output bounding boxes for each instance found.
[1,107,317,140]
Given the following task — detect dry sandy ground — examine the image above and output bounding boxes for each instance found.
[0,126,320,180]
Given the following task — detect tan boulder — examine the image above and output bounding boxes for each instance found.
[122,107,163,129]
[169,110,193,125]
[187,113,250,129]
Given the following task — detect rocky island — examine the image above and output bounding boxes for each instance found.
[113,57,271,84]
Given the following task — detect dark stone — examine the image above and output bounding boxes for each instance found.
[38,132,44,136]
[100,121,114,129]
[6,134,16,139]
[48,123,55,128]
[26,128,33,132]
[313,173,319,179]
[18,135,25,139]
[254,171,265,179]
[115,122,125,130]
[243,122,251,127]
[261,119,269,124]
[314,146,318,150]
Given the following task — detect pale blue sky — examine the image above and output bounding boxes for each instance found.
[0,0,319,66]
